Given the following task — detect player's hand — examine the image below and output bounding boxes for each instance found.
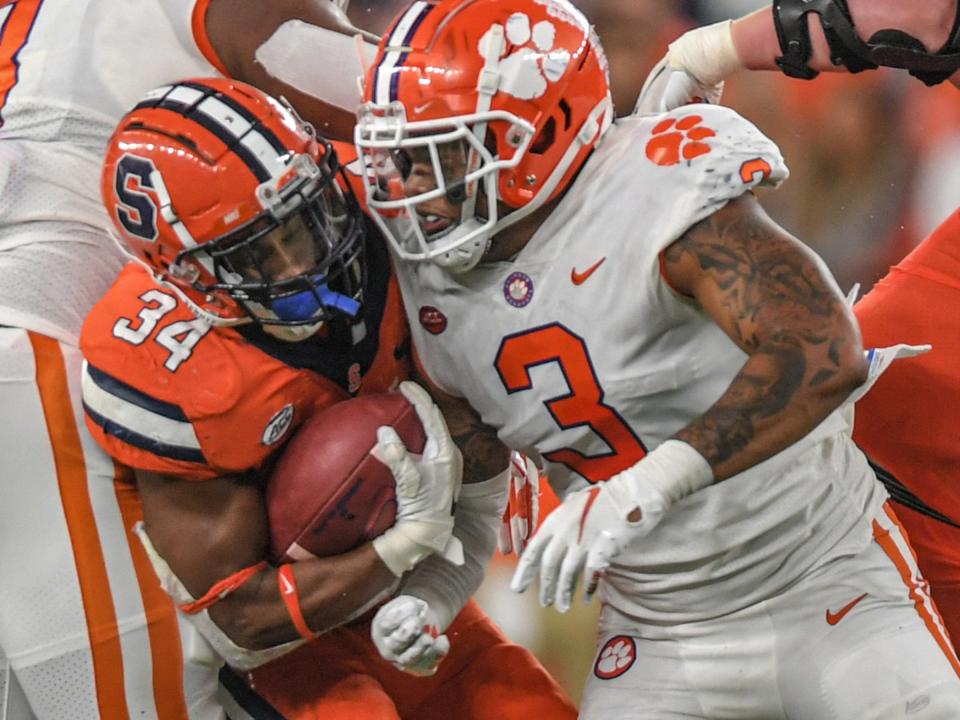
[497,452,541,555]
[371,595,450,676]
[634,55,724,115]
[510,474,668,613]
[372,381,464,576]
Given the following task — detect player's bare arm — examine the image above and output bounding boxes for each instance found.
[732,0,958,76]
[415,374,511,484]
[137,469,396,649]
[205,0,380,141]
[662,192,868,481]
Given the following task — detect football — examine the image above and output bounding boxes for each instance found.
[266,391,426,564]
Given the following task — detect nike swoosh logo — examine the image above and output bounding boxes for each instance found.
[825,592,868,625]
[279,573,295,595]
[571,257,606,285]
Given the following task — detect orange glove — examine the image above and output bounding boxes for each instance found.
[497,452,540,555]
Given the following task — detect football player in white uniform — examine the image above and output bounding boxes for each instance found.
[0,1,376,717]
[353,0,960,717]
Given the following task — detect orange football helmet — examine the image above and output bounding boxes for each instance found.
[355,0,613,273]
[103,77,366,340]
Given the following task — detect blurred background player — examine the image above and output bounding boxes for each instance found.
[82,77,577,720]
[354,0,960,716]
[0,0,406,716]
[636,0,960,645]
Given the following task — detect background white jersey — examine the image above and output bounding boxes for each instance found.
[396,105,888,626]
[0,0,219,342]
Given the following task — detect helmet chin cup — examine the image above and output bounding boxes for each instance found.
[435,233,490,274]
[262,321,325,342]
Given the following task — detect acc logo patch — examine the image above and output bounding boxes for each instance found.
[645,115,716,166]
[419,306,448,335]
[262,404,295,446]
[593,635,636,680]
[504,271,534,308]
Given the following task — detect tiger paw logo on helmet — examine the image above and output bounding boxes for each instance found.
[479,12,571,100]
[645,114,716,167]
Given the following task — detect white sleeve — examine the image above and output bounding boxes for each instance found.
[398,468,510,631]
[255,20,377,111]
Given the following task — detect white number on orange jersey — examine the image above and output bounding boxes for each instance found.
[113,290,210,371]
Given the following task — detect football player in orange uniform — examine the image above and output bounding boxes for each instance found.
[81,77,576,720]
[0,1,383,716]
[634,0,960,645]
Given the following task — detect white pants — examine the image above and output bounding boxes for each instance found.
[581,503,960,719]
[0,328,222,719]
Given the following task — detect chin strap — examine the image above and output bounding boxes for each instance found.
[773,0,960,85]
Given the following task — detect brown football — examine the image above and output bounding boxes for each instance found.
[266,391,425,564]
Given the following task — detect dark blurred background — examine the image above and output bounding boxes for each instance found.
[346,0,960,704]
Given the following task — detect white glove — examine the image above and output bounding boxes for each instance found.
[497,452,540,555]
[510,440,712,612]
[633,21,738,115]
[372,381,464,577]
[510,479,666,613]
[634,55,724,115]
[371,595,449,676]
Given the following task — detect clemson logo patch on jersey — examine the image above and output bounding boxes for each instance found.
[262,404,295,446]
[480,13,570,101]
[593,635,637,680]
[504,271,534,307]
[645,115,716,167]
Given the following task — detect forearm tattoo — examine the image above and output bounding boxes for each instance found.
[441,401,511,483]
[664,200,856,472]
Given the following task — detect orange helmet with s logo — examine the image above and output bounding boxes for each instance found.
[103,77,366,341]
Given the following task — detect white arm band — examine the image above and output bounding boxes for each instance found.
[255,20,378,111]
[134,522,303,671]
[398,468,509,631]
[667,20,742,86]
[619,439,714,508]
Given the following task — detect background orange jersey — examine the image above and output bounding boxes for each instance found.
[854,207,960,640]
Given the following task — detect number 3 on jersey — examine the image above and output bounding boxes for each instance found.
[495,323,646,483]
[113,289,210,371]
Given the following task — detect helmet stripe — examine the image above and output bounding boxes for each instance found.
[135,82,289,183]
[373,0,433,104]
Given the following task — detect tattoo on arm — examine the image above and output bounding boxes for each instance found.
[410,367,510,482]
[663,196,860,473]
[439,399,510,482]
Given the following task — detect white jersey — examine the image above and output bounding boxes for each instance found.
[0,0,220,342]
[395,105,888,625]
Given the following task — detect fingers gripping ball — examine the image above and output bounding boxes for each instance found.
[267,392,426,563]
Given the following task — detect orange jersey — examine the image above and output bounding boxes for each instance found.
[80,239,410,480]
[854,207,960,637]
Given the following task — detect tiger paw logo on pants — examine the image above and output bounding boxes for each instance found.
[645,114,716,166]
[479,13,570,100]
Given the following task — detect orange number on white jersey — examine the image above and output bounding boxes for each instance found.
[495,323,646,483]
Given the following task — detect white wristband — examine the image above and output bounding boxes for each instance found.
[620,439,714,509]
[667,20,741,86]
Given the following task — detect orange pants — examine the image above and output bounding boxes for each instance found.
[854,207,960,643]
[228,599,577,719]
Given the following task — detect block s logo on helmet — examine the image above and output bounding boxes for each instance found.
[479,12,571,100]
[113,155,161,242]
